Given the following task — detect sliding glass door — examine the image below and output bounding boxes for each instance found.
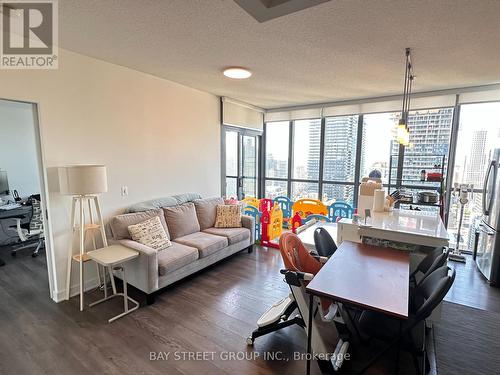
[223,127,260,199]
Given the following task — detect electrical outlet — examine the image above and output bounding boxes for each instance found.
[121,186,129,196]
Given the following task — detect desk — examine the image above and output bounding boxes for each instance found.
[307,241,410,318]
[305,241,410,374]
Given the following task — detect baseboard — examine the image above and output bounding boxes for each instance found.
[52,276,100,303]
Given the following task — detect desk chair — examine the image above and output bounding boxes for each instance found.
[356,265,455,374]
[10,198,45,257]
[410,247,449,287]
[313,227,337,257]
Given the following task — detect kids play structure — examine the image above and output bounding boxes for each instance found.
[242,196,354,248]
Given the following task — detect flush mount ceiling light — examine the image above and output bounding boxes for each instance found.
[223,67,252,79]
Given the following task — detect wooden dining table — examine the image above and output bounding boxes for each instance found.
[304,241,410,374]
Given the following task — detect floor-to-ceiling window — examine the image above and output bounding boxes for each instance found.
[359,109,453,215]
[264,116,361,205]
[360,113,398,182]
[263,107,454,208]
[322,115,359,205]
[264,121,289,199]
[290,119,321,200]
[448,102,500,251]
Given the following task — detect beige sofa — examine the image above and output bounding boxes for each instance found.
[109,194,254,303]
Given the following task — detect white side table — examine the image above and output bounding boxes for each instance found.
[87,245,140,323]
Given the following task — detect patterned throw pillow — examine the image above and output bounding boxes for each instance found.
[128,216,171,251]
[214,204,242,228]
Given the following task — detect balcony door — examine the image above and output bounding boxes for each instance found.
[223,126,260,200]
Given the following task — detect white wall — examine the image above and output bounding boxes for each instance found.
[0,100,41,198]
[0,49,221,301]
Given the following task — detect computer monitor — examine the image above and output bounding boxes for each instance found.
[0,171,9,196]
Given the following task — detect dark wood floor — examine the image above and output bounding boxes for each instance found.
[445,254,500,314]
[1,246,499,375]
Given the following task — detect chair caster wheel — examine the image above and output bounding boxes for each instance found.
[32,253,38,258]
[246,337,254,346]
[11,251,16,256]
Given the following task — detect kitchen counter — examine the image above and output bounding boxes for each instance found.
[358,209,450,248]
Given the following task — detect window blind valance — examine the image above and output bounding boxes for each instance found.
[222,97,264,130]
[265,94,457,122]
[458,89,500,104]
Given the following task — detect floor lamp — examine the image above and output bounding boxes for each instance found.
[59,165,114,311]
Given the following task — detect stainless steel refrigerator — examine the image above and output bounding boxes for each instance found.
[476,148,500,285]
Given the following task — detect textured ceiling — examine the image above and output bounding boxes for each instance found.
[58,0,500,109]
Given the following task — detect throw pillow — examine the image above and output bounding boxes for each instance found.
[215,204,242,228]
[128,216,171,251]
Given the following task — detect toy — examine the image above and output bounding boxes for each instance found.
[261,203,283,249]
[292,198,328,219]
[327,201,354,222]
[273,196,293,229]
[243,205,261,242]
[243,197,260,208]
[291,212,303,233]
[259,198,273,213]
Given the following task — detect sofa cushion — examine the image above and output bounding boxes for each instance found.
[202,227,250,245]
[163,202,201,239]
[194,197,224,230]
[157,242,199,276]
[127,216,171,251]
[127,193,202,213]
[110,209,169,240]
[173,232,228,258]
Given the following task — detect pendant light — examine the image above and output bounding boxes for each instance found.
[397,48,414,146]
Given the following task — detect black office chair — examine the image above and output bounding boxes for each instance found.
[410,247,443,281]
[313,227,337,258]
[356,265,455,374]
[411,248,450,288]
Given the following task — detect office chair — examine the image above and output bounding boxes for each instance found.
[356,265,455,374]
[313,227,337,258]
[10,197,45,257]
[410,248,450,288]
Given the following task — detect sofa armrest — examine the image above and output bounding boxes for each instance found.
[241,215,255,244]
[118,239,159,293]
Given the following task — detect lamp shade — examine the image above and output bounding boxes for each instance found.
[58,165,108,195]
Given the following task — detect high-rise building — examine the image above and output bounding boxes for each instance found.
[391,108,453,184]
[465,130,488,187]
[306,116,358,203]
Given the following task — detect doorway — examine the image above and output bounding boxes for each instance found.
[0,98,53,298]
[222,126,261,199]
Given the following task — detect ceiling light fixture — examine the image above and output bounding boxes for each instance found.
[223,67,252,79]
[397,48,414,146]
